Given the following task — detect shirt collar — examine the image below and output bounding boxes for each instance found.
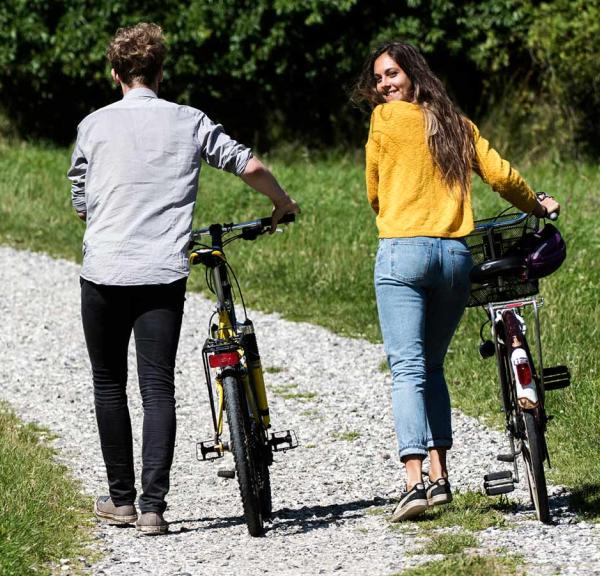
[123,87,158,100]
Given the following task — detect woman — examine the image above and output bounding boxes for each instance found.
[353,41,558,521]
[67,23,299,535]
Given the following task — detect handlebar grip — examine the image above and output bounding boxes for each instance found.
[548,211,559,221]
[259,212,297,229]
[278,213,296,224]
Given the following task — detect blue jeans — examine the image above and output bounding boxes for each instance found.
[374,237,472,460]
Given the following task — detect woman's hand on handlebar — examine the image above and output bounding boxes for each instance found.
[533,193,560,220]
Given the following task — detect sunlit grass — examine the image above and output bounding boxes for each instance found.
[0,402,94,575]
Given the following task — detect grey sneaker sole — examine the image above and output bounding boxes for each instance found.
[428,492,453,507]
[93,502,137,525]
[391,499,429,522]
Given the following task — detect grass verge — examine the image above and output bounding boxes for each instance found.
[396,554,524,576]
[0,402,94,575]
[391,493,522,575]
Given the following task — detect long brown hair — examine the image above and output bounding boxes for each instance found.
[353,41,475,200]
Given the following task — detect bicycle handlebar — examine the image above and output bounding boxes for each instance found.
[191,213,296,241]
[536,191,559,221]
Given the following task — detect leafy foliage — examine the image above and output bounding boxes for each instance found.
[0,0,598,154]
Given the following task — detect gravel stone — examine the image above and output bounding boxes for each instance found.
[1,246,599,575]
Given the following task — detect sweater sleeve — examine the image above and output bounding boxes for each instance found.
[471,122,537,213]
[365,111,380,214]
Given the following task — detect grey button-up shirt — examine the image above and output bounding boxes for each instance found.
[67,88,252,285]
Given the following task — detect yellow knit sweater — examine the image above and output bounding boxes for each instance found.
[365,101,537,238]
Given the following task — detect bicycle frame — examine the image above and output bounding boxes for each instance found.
[191,235,268,459]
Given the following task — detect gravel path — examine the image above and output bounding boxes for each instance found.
[1,245,599,575]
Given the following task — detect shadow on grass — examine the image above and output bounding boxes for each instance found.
[569,483,600,520]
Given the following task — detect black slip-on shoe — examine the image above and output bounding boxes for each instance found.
[391,483,429,522]
[94,496,138,525]
[426,477,453,507]
[136,511,168,535]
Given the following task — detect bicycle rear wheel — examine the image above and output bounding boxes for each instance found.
[521,410,550,523]
[223,374,268,536]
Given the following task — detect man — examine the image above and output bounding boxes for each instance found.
[67,22,299,535]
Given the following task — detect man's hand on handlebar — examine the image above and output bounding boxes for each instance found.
[270,197,300,234]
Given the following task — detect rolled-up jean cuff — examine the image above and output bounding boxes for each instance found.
[427,438,453,449]
[399,445,428,460]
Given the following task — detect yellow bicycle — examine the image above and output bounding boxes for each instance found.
[189,214,298,536]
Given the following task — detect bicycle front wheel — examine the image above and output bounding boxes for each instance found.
[521,410,550,523]
[223,374,266,536]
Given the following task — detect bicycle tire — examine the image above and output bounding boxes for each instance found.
[251,418,272,520]
[222,374,265,536]
[521,410,551,523]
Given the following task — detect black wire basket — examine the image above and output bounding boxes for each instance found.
[465,213,539,307]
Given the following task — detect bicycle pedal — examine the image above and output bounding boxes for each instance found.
[484,470,513,482]
[196,439,225,461]
[269,429,299,452]
[496,453,515,463]
[484,471,514,496]
[543,365,571,390]
[485,482,515,496]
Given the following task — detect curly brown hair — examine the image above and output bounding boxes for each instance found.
[107,23,166,86]
[353,41,475,201]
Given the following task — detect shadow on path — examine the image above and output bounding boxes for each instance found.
[167,496,395,535]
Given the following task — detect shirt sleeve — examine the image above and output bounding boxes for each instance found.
[365,110,380,214]
[197,114,253,175]
[67,128,88,213]
[471,122,537,213]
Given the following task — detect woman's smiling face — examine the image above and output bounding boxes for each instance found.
[374,53,414,103]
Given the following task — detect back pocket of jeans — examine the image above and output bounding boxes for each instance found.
[449,248,473,289]
[390,241,432,282]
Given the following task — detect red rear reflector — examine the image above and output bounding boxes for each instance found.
[516,361,532,386]
[208,352,239,368]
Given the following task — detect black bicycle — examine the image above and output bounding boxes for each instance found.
[189,214,298,536]
[466,201,569,523]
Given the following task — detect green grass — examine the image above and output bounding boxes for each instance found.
[391,492,515,532]
[271,384,317,401]
[396,554,524,576]
[331,430,361,442]
[388,493,522,575]
[0,402,94,575]
[417,531,479,555]
[1,141,599,515]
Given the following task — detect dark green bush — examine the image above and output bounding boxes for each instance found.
[0,0,598,155]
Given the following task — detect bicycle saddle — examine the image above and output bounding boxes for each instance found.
[470,256,527,284]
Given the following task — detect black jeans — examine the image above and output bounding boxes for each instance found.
[81,277,186,513]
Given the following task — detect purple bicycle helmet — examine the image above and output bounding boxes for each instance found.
[520,223,567,279]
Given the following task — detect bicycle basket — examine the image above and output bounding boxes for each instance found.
[465,213,539,307]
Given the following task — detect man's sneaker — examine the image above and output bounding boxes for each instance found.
[426,477,452,507]
[94,496,137,525]
[136,512,168,535]
[391,483,429,522]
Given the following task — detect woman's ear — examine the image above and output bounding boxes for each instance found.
[111,69,120,85]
